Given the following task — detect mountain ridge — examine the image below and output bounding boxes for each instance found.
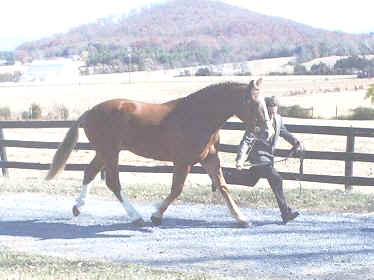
[14,0,374,70]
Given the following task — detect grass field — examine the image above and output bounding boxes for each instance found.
[1,74,373,119]
[1,249,237,280]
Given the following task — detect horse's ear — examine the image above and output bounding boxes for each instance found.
[255,78,263,88]
[248,79,261,100]
[121,102,136,113]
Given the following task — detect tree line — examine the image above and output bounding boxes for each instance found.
[79,44,374,76]
[293,56,374,77]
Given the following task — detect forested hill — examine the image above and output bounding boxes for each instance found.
[15,0,374,71]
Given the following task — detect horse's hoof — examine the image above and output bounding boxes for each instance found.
[131,218,146,227]
[237,221,252,228]
[281,211,299,224]
[72,205,80,217]
[151,215,162,226]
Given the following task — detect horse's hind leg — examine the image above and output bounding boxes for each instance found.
[151,163,191,225]
[201,153,250,227]
[103,152,144,226]
[73,155,103,216]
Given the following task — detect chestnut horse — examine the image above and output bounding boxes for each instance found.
[46,78,272,227]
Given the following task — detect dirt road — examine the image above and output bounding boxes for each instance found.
[1,193,374,279]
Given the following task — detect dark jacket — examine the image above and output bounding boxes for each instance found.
[236,114,299,165]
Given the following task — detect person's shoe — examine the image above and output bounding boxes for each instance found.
[281,211,299,224]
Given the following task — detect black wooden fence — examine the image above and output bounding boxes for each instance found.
[1,120,374,190]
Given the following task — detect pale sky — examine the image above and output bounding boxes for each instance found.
[1,0,373,51]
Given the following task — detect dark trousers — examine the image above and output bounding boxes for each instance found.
[247,157,293,216]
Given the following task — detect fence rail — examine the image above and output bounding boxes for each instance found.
[1,120,374,190]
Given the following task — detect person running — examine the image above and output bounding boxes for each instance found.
[236,96,302,224]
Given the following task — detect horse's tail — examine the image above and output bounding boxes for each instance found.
[45,111,89,180]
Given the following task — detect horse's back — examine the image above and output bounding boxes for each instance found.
[93,98,177,123]
[83,98,180,160]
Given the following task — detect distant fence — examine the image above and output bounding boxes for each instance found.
[1,120,374,191]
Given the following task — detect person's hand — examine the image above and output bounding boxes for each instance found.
[289,141,303,157]
[295,141,304,152]
[236,161,244,170]
[264,124,275,141]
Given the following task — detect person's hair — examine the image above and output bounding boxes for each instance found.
[265,96,279,107]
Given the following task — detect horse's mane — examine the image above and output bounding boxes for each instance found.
[187,81,246,99]
[165,81,247,122]
[176,81,246,107]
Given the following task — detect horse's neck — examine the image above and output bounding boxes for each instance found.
[198,93,234,130]
[182,99,233,132]
[203,110,233,131]
[166,89,235,132]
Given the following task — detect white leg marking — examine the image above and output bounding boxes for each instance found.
[75,183,91,210]
[121,192,142,221]
[152,201,163,219]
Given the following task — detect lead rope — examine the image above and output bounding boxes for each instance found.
[243,142,298,168]
[243,156,288,168]
[297,146,305,197]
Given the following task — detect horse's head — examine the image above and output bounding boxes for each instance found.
[235,78,274,139]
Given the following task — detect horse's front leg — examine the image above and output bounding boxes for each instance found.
[151,163,191,225]
[201,153,250,227]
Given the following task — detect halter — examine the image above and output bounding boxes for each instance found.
[243,90,272,141]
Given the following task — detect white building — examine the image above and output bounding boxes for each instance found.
[19,58,82,82]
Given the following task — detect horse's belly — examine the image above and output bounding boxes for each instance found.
[127,144,175,161]
[122,130,176,162]
[120,124,216,163]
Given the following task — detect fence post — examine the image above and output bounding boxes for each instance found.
[0,128,9,177]
[345,126,355,191]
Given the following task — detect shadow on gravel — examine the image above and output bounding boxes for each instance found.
[252,220,284,226]
[157,217,282,229]
[0,219,152,240]
[158,218,238,229]
[361,228,374,233]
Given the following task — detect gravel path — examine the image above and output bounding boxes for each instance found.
[1,193,374,279]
